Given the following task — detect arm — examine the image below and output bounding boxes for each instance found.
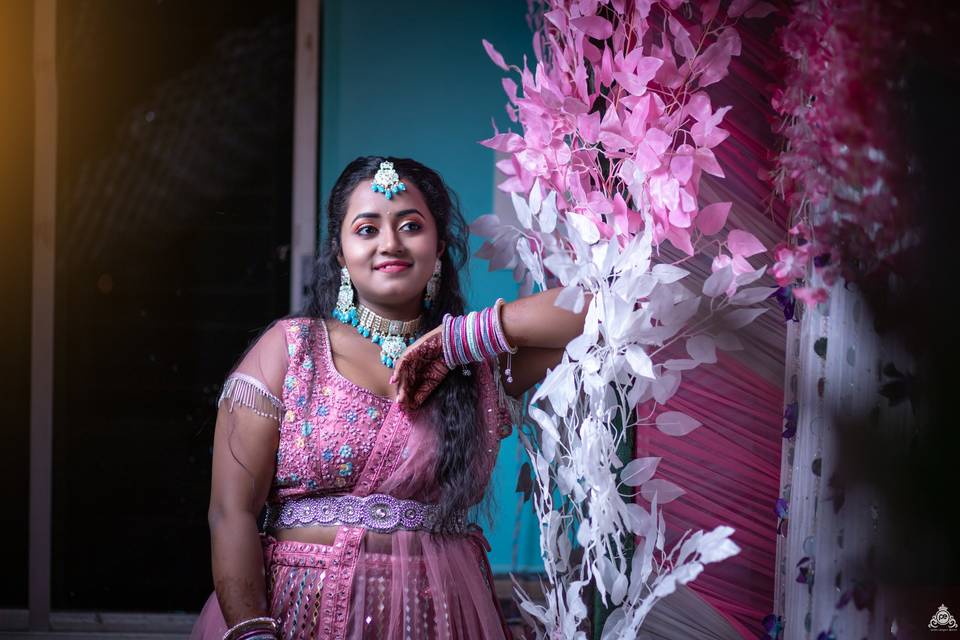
[207,322,287,627]
[497,288,592,398]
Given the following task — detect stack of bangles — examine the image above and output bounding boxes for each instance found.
[442,297,519,381]
[222,616,280,640]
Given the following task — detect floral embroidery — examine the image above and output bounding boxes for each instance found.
[270,318,500,504]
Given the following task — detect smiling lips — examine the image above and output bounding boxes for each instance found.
[375,261,412,273]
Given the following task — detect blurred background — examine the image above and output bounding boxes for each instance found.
[0,0,542,635]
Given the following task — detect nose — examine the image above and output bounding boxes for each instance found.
[378,224,405,255]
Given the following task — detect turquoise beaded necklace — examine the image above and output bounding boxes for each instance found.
[332,302,424,369]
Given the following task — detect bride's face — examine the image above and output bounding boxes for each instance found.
[337,179,445,319]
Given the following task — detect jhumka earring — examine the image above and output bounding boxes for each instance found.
[371,161,406,200]
[423,258,442,310]
[333,265,358,325]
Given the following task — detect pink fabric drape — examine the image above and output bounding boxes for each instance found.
[638,351,783,639]
[633,14,789,639]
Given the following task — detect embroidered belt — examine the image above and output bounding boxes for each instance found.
[267,494,467,534]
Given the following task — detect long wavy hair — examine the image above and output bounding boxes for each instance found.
[302,156,486,528]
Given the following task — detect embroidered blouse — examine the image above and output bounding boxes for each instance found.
[217,317,521,505]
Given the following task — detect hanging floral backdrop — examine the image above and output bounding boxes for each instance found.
[471,1,784,637]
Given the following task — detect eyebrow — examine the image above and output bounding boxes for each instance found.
[351,209,423,224]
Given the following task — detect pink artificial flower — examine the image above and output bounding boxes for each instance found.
[792,286,829,306]
[771,242,811,286]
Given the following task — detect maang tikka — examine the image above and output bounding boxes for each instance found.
[371,161,406,200]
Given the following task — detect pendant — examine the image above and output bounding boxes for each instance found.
[378,334,410,368]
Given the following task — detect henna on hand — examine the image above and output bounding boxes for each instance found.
[392,328,450,410]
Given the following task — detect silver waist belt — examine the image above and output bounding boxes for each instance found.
[267,494,467,534]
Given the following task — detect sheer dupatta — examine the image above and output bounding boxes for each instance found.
[260,357,511,640]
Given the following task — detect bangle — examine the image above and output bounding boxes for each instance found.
[492,298,518,354]
[222,616,279,640]
[442,299,518,379]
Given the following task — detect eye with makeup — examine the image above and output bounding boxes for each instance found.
[355,221,422,236]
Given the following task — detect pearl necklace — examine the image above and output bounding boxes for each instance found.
[332,302,424,368]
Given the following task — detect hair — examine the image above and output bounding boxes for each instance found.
[302,155,487,529]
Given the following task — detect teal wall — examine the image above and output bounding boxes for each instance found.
[320,1,541,572]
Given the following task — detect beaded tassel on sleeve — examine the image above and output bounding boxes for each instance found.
[218,373,284,421]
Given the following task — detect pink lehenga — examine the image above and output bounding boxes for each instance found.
[191,317,518,640]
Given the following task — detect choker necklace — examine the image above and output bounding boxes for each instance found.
[332,302,424,368]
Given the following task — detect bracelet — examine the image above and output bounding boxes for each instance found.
[442,299,518,381]
[222,616,279,640]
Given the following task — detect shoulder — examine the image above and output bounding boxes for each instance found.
[230,318,298,398]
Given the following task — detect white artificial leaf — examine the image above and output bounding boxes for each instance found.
[529,178,543,214]
[720,307,768,330]
[611,570,628,605]
[534,452,550,483]
[567,212,600,244]
[539,190,558,233]
[686,335,717,363]
[557,464,578,496]
[651,263,690,283]
[651,371,681,404]
[621,456,661,486]
[658,295,701,327]
[625,344,655,379]
[516,237,544,286]
[556,284,586,313]
[714,331,744,351]
[529,405,562,442]
[730,286,776,305]
[623,502,653,535]
[614,273,658,300]
[577,518,593,547]
[641,478,686,503]
[600,607,626,640]
[697,525,741,563]
[656,411,702,436]
[662,358,699,371]
[511,191,533,229]
[703,264,734,298]
[734,264,767,286]
[531,363,571,405]
[565,331,595,360]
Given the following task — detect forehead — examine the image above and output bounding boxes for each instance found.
[345,178,432,220]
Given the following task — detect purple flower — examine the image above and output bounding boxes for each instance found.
[762,614,783,639]
[773,286,798,322]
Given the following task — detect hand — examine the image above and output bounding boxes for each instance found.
[390,324,450,410]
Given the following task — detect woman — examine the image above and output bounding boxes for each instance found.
[191,156,588,640]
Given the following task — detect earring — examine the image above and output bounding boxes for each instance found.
[333,266,359,326]
[423,258,442,309]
